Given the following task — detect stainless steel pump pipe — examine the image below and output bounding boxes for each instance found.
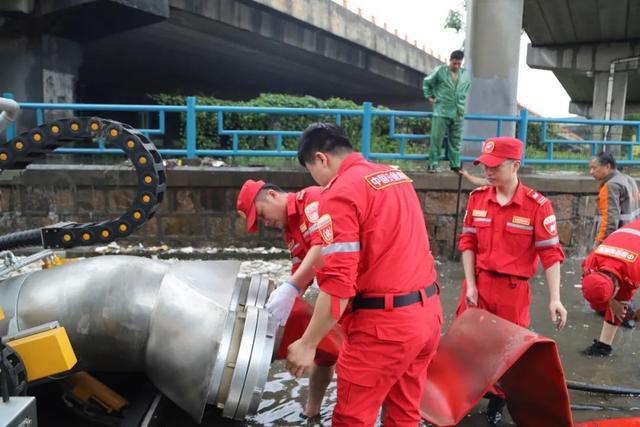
[0,255,276,422]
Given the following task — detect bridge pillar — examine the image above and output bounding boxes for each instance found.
[592,70,629,143]
[0,33,82,124]
[463,0,524,154]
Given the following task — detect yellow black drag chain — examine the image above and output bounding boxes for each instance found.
[0,117,165,250]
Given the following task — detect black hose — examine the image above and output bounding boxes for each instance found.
[0,228,42,251]
[567,380,640,396]
[450,164,464,260]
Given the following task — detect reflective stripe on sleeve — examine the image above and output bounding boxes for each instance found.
[303,223,318,238]
[535,236,560,247]
[321,241,360,255]
[462,227,477,234]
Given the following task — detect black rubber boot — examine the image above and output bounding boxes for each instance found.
[581,339,612,357]
[485,395,506,425]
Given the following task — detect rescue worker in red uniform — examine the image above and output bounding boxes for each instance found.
[457,136,568,425]
[236,180,334,419]
[581,218,640,356]
[286,123,442,427]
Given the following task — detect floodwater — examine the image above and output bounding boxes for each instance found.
[239,257,640,426]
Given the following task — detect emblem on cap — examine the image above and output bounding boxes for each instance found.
[483,140,495,153]
[237,210,246,219]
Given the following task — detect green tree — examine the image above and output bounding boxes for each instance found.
[444,10,463,33]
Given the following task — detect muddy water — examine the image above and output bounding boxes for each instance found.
[239,257,640,426]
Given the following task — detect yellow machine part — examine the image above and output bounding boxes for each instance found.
[42,255,76,269]
[6,326,77,381]
[0,307,4,320]
[66,372,128,413]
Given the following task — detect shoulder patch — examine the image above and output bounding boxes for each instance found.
[304,201,320,223]
[526,189,548,205]
[470,185,489,194]
[316,214,333,244]
[543,215,557,235]
[364,169,412,190]
[596,244,638,263]
[296,189,306,201]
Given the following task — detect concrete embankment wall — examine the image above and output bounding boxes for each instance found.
[0,165,601,257]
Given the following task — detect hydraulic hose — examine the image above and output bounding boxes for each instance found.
[567,380,640,396]
[0,228,42,251]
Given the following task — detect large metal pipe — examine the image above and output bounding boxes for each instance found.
[0,97,20,134]
[0,255,276,422]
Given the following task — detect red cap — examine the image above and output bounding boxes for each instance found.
[474,136,523,167]
[581,271,616,311]
[236,180,265,233]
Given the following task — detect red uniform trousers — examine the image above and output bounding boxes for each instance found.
[455,270,531,399]
[332,293,442,427]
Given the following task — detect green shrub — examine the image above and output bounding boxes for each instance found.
[148,93,431,155]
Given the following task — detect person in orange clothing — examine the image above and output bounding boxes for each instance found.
[286,123,442,427]
[589,151,640,246]
[456,136,568,425]
[236,180,334,419]
[581,218,640,357]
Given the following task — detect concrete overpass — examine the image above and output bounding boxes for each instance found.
[525,0,640,126]
[0,0,442,109]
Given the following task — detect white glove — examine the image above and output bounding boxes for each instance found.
[265,281,300,327]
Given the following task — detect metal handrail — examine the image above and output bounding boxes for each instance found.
[4,92,640,165]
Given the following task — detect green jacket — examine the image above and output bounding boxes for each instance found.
[422,64,471,119]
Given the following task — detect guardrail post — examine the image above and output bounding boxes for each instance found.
[517,108,529,165]
[186,96,197,158]
[2,92,16,140]
[361,101,372,159]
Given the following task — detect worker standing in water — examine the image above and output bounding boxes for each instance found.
[286,123,442,426]
[456,136,568,424]
[236,180,335,420]
[422,50,471,173]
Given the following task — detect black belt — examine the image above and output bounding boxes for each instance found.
[352,283,437,311]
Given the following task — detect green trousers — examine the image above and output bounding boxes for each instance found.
[429,116,463,168]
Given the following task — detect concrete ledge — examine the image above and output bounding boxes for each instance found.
[11,165,601,193]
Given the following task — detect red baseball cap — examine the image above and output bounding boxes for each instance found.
[474,136,523,167]
[236,180,265,233]
[581,271,616,311]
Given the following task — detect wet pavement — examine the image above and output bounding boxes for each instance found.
[238,256,640,426]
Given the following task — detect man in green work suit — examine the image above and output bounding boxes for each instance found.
[422,50,471,172]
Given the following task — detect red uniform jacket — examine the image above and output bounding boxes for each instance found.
[311,153,437,299]
[458,182,564,277]
[284,187,322,276]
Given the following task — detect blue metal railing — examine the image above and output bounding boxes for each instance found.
[4,92,640,165]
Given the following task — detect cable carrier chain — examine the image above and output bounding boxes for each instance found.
[0,117,165,250]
